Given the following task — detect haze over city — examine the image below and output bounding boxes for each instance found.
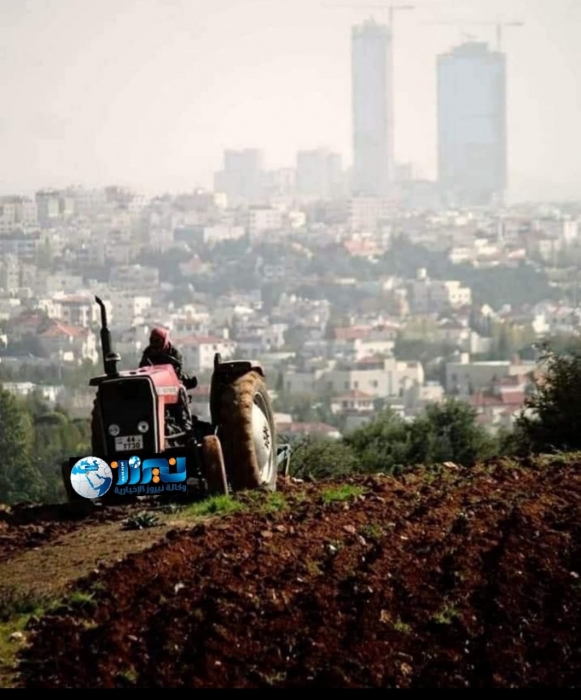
[0,0,579,202]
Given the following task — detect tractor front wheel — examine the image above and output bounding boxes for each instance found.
[201,435,229,496]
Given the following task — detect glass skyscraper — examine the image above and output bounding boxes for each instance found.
[437,41,507,207]
[351,19,393,197]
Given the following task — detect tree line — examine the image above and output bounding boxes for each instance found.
[0,389,90,504]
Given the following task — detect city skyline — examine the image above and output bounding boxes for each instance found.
[0,0,579,202]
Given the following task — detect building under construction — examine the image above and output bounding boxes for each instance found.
[437,40,507,208]
[351,18,393,197]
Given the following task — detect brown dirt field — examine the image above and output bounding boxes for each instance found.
[2,453,581,688]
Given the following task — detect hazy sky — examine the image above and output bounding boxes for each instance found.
[0,0,579,201]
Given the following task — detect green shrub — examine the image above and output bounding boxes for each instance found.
[287,435,361,480]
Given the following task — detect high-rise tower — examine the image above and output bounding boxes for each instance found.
[351,19,393,197]
[437,41,507,207]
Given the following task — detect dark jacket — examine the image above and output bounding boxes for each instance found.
[139,342,186,380]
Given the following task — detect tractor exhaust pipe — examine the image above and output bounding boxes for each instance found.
[95,296,121,377]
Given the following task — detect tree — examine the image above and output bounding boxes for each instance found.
[343,409,411,474]
[0,388,40,503]
[343,400,498,474]
[31,410,91,503]
[286,435,360,480]
[513,344,581,454]
[282,325,310,353]
[275,371,284,393]
[407,399,497,467]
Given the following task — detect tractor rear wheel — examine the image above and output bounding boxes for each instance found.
[216,370,277,492]
[201,435,229,496]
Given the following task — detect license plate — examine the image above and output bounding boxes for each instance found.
[114,435,143,451]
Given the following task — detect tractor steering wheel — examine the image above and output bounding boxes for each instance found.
[146,352,180,372]
[153,352,181,369]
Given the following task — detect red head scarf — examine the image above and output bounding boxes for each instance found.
[149,327,170,351]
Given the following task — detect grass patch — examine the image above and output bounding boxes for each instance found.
[392,618,412,634]
[0,586,54,623]
[263,492,289,513]
[180,494,246,518]
[0,582,118,687]
[360,523,384,541]
[0,586,62,688]
[305,558,323,576]
[115,666,139,686]
[63,590,97,611]
[432,605,460,625]
[321,484,365,504]
[87,580,107,595]
[0,615,31,688]
[380,610,412,633]
[290,490,309,504]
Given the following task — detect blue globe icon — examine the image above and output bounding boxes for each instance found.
[70,456,113,499]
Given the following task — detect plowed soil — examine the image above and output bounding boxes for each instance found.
[3,453,581,688]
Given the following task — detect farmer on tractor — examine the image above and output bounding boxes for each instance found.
[140,327,197,387]
[140,326,197,433]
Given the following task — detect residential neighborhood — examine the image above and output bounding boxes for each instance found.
[0,184,579,438]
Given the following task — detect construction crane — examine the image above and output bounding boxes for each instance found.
[323,3,415,29]
[421,18,524,52]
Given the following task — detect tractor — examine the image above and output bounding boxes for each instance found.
[61,296,290,510]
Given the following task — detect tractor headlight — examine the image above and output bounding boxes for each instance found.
[137,421,149,434]
[108,424,120,437]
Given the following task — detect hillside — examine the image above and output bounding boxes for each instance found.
[2,452,581,688]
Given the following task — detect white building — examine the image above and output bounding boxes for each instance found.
[37,321,99,364]
[408,268,472,313]
[178,335,237,372]
[0,232,43,260]
[54,294,101,328]
[41,273,85,296]
[348,196,394,231]
[202,225,246,245]
[0,196,38,232]
[65,186,107,216]
[109,265,159,290]
[108,294,152,329]
[247,207,283,240]
[445,354,536,396]
[285,357,424,399]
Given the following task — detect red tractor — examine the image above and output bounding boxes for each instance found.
[62,296,290,510]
